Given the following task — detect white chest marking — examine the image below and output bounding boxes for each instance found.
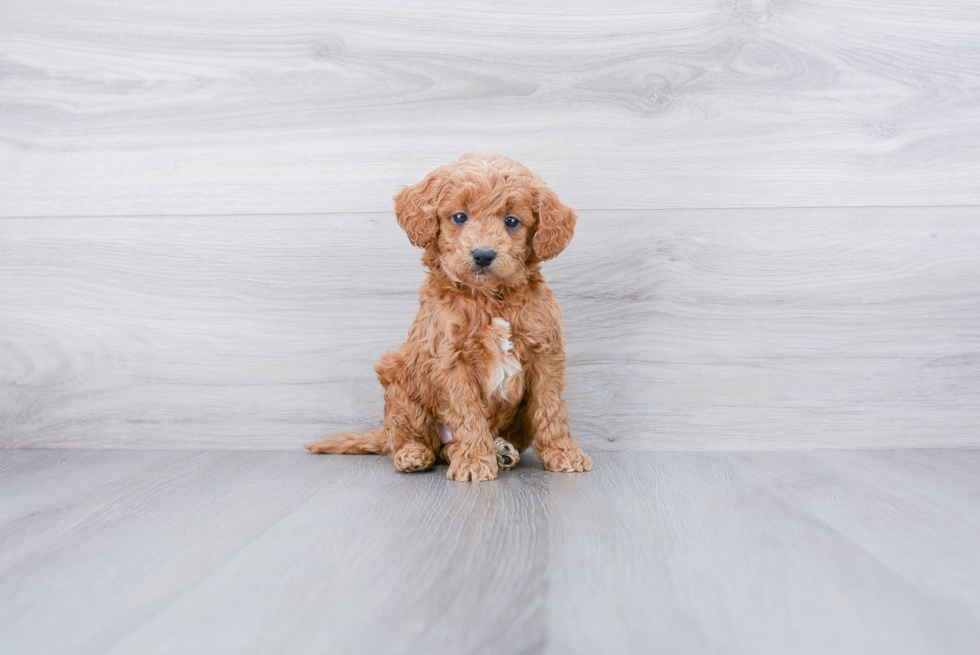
[489,317,522,401]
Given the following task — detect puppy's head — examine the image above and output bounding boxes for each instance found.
[393,154,576,290]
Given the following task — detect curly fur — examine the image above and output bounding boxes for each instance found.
[306,154,593,481]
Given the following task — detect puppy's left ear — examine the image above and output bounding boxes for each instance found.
[393,170,444,249]
[532,185,577,261]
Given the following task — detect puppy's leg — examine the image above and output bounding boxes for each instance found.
[442,420,497,482]
[437,371,498,482]
[383,382,438,473]
[527,347,593,473]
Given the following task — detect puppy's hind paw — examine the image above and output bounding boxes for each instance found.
[493,437,520,470]
[392,442,436,473]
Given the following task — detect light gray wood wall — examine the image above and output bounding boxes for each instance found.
[2,208,978,450]
[1,1,979,450]
[3,0,980,215]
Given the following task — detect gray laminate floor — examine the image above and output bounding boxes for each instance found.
[2,449,979,655]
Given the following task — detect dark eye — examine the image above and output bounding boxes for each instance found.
[504,216,520,230]
[451,212,468,225]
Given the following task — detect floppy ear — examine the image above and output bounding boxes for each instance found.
[393,171,443,249]
[532,185,577,261]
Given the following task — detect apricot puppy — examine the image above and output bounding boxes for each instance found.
[306,154,593,481]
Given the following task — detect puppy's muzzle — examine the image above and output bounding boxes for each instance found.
[471,248,497,268]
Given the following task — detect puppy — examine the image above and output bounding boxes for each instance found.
[306,154,593,481]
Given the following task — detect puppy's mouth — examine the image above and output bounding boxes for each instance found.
[465,265,499,284]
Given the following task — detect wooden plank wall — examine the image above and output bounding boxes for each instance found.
[1,0,979,450]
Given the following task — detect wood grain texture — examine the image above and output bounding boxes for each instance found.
[0,448,190,525]
[0,450,338,655]
[545,450,980,654]
[2,0,980,216]
[1,449,979,654]
[102,454,551,655]
[2,207,978,450]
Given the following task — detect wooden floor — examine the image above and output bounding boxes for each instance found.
[2,449,979,655]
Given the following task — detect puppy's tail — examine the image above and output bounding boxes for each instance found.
[305,429,388,455]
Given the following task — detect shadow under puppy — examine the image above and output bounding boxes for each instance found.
[306,154,592,481]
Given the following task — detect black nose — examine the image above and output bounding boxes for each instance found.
[472,248,497,268]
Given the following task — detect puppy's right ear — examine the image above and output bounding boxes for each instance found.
[394,171,443,249]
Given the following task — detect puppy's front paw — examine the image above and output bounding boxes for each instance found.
[392,442,436,473]
[494,437,520,470]
[538,445,593,473]
[446,454,498,482]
